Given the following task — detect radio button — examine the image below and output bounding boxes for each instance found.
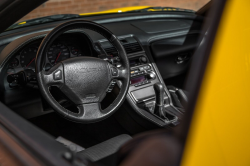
[144,65,151,70]
[139,67,144,71]
[147,69,152,72]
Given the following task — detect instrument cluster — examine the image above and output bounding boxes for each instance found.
[6,33,94,88]
[7,40,87,75]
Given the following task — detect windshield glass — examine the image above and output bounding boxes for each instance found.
[8,0,210,31]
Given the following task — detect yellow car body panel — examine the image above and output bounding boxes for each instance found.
[79,6,178,16]
[181,0,250,166]
[79,6,150,16]
[17,6,180,25]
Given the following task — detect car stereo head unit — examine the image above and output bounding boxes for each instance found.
[129,56,156,87]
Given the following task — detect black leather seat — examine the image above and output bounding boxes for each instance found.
[78,134,132,164]
[77,130,180,166]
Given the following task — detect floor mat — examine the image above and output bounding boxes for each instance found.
[56,136,85,152]
[30,112,131,148]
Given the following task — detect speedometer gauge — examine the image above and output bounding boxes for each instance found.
[47,43,70,65]
[20,47,37,69]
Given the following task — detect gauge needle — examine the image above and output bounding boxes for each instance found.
[55,52,61,63]
[26,58,35,68]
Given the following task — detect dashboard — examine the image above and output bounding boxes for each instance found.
[0,12,203,126]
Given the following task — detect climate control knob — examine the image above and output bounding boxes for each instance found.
[139,57,147,63]
[148,72,156,80]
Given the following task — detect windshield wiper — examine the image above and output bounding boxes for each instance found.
[6,14,80,31]
[124,7,195,13]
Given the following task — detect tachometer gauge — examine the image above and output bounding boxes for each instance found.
[47,43,70,65]
[20,47,37,69]
[9,58,19,68]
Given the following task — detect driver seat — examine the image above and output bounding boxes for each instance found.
[77,130,180,166]
[78,134,132,165]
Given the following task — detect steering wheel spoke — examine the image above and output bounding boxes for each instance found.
[67,102,104,122]
[42,63,64,87]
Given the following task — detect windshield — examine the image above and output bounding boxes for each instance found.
[8,0,210,31]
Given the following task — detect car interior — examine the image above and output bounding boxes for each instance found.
[0,1,210,165]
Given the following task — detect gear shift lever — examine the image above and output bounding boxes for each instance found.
[154,83,167,119]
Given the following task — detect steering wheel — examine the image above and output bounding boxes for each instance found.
[35,20,130,123]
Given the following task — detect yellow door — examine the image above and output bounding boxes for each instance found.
[181,0,250,165]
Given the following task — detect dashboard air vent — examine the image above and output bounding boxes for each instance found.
[104,47,118,56]
[104,42,143,56]
[123,42,143,54]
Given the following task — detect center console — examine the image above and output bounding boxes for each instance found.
[127,54,182,126]
[98,35,183,127]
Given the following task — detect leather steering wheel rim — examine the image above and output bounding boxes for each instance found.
[35,20,130,123]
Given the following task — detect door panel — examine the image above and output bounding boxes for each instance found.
[150,34,200,79]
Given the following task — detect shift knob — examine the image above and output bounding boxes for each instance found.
[154,83,164,106]
[153,83,166,119]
